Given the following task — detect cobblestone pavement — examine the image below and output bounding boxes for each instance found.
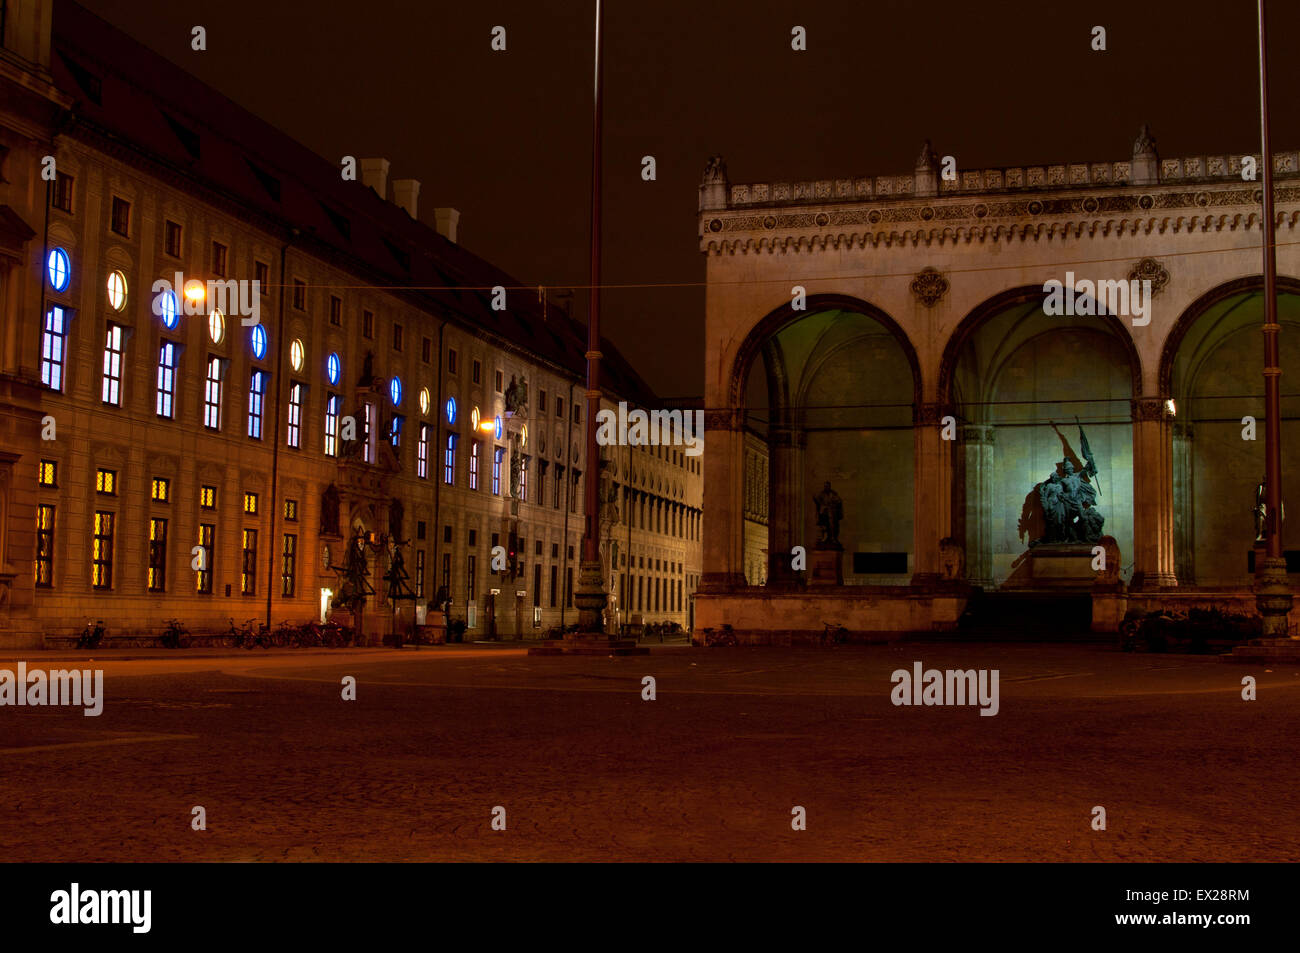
[1,643,1297,861]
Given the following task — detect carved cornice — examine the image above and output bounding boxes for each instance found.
[700,185,1300,255]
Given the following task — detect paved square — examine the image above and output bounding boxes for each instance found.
[1,643,1296,861]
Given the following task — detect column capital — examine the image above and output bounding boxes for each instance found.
[960,426,995,445]
[1131,396,1173,422]
[913,402,955,426]
[704,408,744,432]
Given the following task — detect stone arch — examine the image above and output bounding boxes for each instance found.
[939,285,1145,405]
[728,293,922,411]
[1158,275,1300,397]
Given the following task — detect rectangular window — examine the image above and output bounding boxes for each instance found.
[494,369,503,393]
[441,552,451,598]
[151,477,170,502]
[533,563,541,607]
[148,517,168,592]
[571,472,580,513]
[417,424,429,479]
[363,309,374,339]
[519,457,528,502]
[443,433,457,484]
[41,306,68,391]
[549,564,557,607]
[556,396,564,419]
[92,511,114,589]
[537,464,546,506]
[95,468,117,495]
[38,460,57,487]
[256,260,269,292]
[539,390,547,413]
[111,197,131,236]
[363,403,374,463]
[467,554,477,604]
[247,369,265,439]
[212,241,228,276]
[284,498,298,521]
[393,323,404,352]
[421,337,431,363]
[287,382,303,448]
[554,466,563,509]
[282,533,297,597]
[573,402,582,425]
[164,220,182,257]
[472,360,481,384]
[100,323,124,405]
[52,172,74,213]
[243,492,258,515]
[296,281,309,313]
[35,504,55,587]
[492,447,504,495]
[156,340,177,418]
[197,523,215,593]
[241,529,258,595]
[204,356,223,430]
[448,349,458,374]
[324,394,341,456]
[200,485,216,509]
[469,441,480,490]
[415,550,425,600]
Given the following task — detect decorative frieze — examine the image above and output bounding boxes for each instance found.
[910,267,949,307]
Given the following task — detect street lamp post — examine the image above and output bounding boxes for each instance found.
[1254,0,1294,639]
[572,0,609,635]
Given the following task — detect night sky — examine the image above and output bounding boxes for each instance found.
[78,0,1300,399]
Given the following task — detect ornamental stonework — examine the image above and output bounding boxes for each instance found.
[910,267,949,307]
[1129,257,1171,297]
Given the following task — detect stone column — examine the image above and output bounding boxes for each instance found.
[1172,422,1195,585]
[1130,397,1178,589]
[767,424,805,587]
[699,408,746,591]
[962,426,995,587]
[912,402,953,586]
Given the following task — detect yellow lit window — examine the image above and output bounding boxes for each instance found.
[95,468,117,495]
[151,477,170,502]
[243,492,258,515]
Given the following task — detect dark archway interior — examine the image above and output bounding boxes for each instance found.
[744,309,915,585]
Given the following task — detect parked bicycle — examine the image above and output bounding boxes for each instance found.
[821,621,848,647]
[77,619,106,650]
[228,617,271,649]
[702,624,738,647]
[160,618,191,649]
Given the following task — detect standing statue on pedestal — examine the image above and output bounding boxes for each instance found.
[813,481,844,547]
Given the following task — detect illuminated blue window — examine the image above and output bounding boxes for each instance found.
[390,376,402,407]
[159,291,179,329]
[251,324,268,361]
[445,397,457,424]
[47,248,71,292]
[327,352,341,386]
[494,415,503,440]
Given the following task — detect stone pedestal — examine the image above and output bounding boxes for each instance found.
[1002,543,1096,590]
[809,545,843,586]
[1253,554,1295,639]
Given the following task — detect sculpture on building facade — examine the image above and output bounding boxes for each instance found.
[504,375,528,415]
[813,481,844,547]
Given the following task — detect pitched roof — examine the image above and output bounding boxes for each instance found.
[49,0,659,406]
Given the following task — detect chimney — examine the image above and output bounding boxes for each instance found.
[434,207,460,244]
[359,158,390,200]
[392,179,421,219]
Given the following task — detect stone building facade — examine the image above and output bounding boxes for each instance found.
[0,0,700,647]
[698,133,1300,639]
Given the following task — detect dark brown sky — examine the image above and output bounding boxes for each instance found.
[78,0,1300,398]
